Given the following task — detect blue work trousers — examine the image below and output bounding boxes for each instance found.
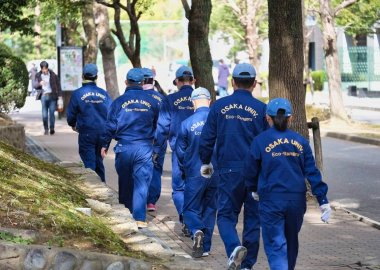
[183,174,218,253]
[148,141,167,205]
[171,151,185,219]
[217,170,260,269]
[78,132,105,182]
[41,95,57,131]
[259,199,306,270]
[115,143,153,222]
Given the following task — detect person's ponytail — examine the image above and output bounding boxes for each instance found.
[271,109,289,131]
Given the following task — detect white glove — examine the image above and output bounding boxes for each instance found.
[252,192,259,201]
[320,203,332,223]
[200,163,214,178]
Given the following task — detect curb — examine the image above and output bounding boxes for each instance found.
[332,205,380,231]
[347,105,380,112]
[322,132,380,147]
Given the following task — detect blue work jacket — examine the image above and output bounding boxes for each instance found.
[176,107,217,178]
[199,89,269,170]
[66,82,112,133]
[154,85,194,152]
[242,127,329,205]
[102,86,159,148]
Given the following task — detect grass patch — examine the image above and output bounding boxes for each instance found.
[0,141,141,258]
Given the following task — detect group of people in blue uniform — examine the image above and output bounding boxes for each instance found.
[66,62,332,270]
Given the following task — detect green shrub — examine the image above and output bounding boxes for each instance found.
[0,43,28,112]
[311,70,326,91]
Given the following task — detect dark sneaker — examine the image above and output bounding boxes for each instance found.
[50,129,55,135]
[227,246,247,270]
[44,130,49,135]
[182,223,191,237]
[192,230,204,258]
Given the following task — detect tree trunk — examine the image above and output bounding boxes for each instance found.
[188,0,215,100]
[82,0,98,64]
[95,3,119,99]
[34,4,41,58]
[319,0,349,121]
[268,0,308,138]
[245,0,260,69]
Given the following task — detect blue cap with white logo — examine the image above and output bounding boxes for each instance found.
[175,66,193,79]
[191,87,211,100]
[266,98,293,116]
[232,63,256,78]
[126,68,144,83]
[142,67,154,78]
[83,63,98,77]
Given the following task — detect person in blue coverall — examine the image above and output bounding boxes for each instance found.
[176,87,219,258]
[141,67,167,212]
[199,63,269,270]
[101,68,159,228]
[66,63,112,182]
[153,66,195,234]
[241,98,331,270]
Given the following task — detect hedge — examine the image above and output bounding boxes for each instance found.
[311,70,326,91]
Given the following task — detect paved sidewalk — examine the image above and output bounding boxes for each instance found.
[9,97,380,269]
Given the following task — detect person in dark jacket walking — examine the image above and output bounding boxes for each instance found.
[33,61,62,135]
[66,63,112,182]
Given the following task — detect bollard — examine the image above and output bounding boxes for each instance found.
[307,117,323,173]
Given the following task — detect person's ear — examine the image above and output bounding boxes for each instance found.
[266,115,273,126]
[125,80,128,86]
[252,80,257,89]
[288,116,293,127]
[192,78,196,85]
[231,78,236,89]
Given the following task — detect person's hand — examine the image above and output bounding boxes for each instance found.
[252,192,259,201]
[101,147,108,159]
[152,152,159,167]
[200,163,214,179]
[40,81,45,86]
[320,203,332,223]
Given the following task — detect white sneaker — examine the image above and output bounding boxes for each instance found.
[202,252,209,257]
[227,246,247,270]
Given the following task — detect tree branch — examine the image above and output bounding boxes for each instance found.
[224,0,241,17]
[334,0,358,16]
[181,0,191,20]
[307,8,321,15]
[95,0,114,8]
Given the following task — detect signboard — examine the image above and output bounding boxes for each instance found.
[59,47,83,91]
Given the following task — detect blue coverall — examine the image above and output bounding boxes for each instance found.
[66,82,112,182]
[176,107,218,253]
[145,89,167,206]
[154,85,194,219]
[242,127,329,270]
[199,89,269,269]
[102,86,159,222]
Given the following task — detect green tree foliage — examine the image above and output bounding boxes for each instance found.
[0,43,29,112]
[311,70,326,91]
[0,0,34,35]
[334,0,380,37]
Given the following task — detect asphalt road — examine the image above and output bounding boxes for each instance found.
[321,137,380,222]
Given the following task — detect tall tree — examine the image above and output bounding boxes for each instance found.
[182,0,215,100]
[268,0,307,137]
[0,0,34,35]
[82,0,98,64]
[316,0,357,121]
[97,0,155,68]
[95,3,120,99]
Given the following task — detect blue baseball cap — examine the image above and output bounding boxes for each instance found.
[191,87,211,100]
[142,67,154,79]
[266,98,293,117]
[232,63,256,78]
[126,68,144,83]
[175,66,193,79]
[83,63,98,77]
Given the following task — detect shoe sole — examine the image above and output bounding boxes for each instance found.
[192,231,204,258]
[147,208,156,212]
[228,246,247,270]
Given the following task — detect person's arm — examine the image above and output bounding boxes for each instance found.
[66,92,78,129]
[303,141,329,205]
[242,139,261,192]
[154,98,171,153]
[176,122,188,176]
[199,106,217,165]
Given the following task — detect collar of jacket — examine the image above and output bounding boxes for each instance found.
[195,106,210,113]
[179,85,193,91]
[233,89,252,96]
[125,86,143,92]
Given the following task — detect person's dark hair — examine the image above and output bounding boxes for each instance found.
[233,76,255,89]
[40,61,49,69]
[144,78,154,84]
[178,70,194,83]
[83,74,97,81]
[127,80,142,87]
[154,80,167,96]
[270,109,289,132]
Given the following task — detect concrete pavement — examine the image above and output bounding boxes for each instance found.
[9,97,380,269]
